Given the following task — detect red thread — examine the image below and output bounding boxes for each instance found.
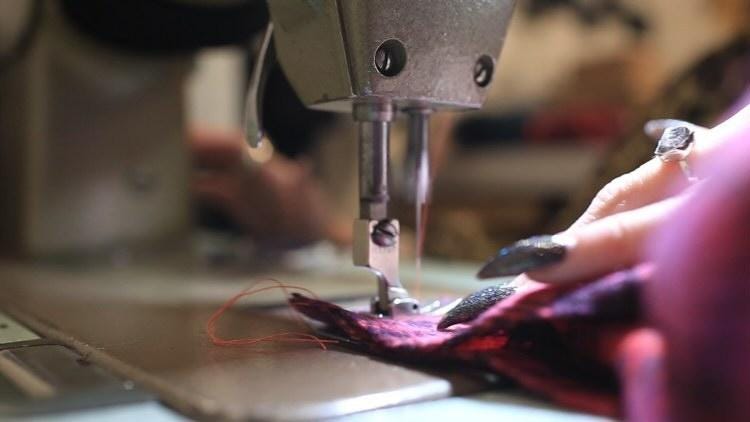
[206,280,337,350]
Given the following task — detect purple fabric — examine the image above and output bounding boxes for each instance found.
[722,86,750,121]
[645,126,750,422]
[291,266,654,417]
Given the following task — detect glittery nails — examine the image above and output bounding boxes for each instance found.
[476,235,568,280]
[437,285,516,330]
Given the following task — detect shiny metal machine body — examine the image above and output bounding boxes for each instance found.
[249,0,517,315]
[268,0,515,112]
[0,1,563,420]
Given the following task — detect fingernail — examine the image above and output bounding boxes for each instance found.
[437,285,516,330]
[476,235,570,279]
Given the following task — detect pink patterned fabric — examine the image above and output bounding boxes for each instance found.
[291,266,651,417]
[644,128,750,422]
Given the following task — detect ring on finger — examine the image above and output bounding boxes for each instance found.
[653,125,698,183]
[644,119,702,140]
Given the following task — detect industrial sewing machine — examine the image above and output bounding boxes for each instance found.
[247,1,516,316]
[0,1,611,420]
[0,0,515,315]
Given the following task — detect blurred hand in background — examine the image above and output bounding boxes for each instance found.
[190,128,352,249]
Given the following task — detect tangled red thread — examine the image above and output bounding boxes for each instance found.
[206,280,337,350]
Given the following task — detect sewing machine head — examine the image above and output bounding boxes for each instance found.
[246,0,517,315]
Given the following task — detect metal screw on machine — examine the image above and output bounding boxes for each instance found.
[372,221,398,248]
[374,39,407,77]
[473,55,495,87]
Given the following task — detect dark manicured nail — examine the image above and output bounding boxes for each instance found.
[437,285,516,330]
[476,235,567,279]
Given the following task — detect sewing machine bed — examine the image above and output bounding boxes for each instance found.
[0,251,612,421]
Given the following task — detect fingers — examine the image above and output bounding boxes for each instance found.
[696,104,750,165]
[193,153,333,247]
[507,274,545,293]
[189,127,244,147]
[571,157,685,228]
[573,107,750,230]
[189,128,246,169]
[188,127,336,248]
[194,171,269,233]
[509,107,750,284]
[570,126,708,229]
[194,172,243,211]
[528,195,685,284]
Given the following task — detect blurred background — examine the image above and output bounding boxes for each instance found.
[184,0,750,261]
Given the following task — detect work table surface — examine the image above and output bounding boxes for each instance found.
[0,247,611,421]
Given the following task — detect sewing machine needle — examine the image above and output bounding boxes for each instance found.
[407,109,432,295]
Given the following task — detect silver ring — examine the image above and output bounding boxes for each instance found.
[650,123,698,183]
[644,119,702,140]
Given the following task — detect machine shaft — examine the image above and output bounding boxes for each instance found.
[358,120,390,221]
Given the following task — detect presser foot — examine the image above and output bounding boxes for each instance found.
[354,219,463,318]
[369,287,463,318]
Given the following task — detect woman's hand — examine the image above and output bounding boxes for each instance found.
[440,107,750,330]
[190,128,351,249]
[513,105,750,285]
